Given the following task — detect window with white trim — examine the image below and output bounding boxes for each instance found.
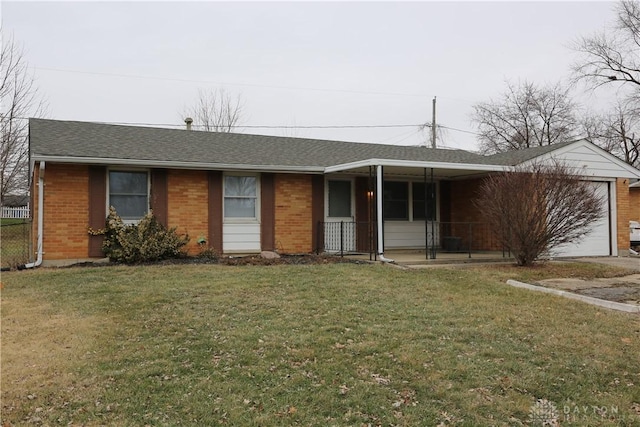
[108,170,149,221]
[224,175,258,219]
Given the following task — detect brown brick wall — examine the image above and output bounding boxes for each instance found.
[39,164,91,260]
[167,170,209,255]
[449,177,502,251]
[616,178,630,252]
[274,174,313,253]
[630,187,640,222]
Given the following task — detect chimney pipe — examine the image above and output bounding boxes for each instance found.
[184,117,193,131]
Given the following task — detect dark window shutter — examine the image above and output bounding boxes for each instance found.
[208,171,223,252]
[311,175,324,252]
[261,173,275,251]
[88,166,107,257]
[150,169,168,227]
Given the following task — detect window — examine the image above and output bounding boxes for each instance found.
[224,175,258,219]
[328,180,352,217]
[413,182,436,221]
[108,171,149,221]
[383,181,408,220]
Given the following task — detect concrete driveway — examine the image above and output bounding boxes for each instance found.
[570,256,640,271]
[535,256,640,305]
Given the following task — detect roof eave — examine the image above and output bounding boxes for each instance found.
[324,158,507,173]
[518,140,640,179]
[30,155,326,174]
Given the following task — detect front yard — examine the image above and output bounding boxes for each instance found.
[2,263,639,426]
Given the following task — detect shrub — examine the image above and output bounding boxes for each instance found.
[475,160,606,266]
[98,207,189,264]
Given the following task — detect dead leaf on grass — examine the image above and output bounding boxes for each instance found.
[371,373,390,385]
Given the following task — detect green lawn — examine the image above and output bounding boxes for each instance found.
[2,263,639,426]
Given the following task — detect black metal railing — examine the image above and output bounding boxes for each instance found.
[431,222,505,259]
[317,221,376,258]
[317,220,507,259]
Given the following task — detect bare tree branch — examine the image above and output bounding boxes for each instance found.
[572,0,640,100]
[582,101,640,167]
[471,80,578,154]
[475,160,606,266]
[1,31,47,204]
[183,88,243,133]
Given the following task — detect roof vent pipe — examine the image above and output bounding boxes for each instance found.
[184,117,193,131]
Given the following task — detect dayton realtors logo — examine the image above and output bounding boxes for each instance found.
[528,399,629,425]
[528,399,559,426]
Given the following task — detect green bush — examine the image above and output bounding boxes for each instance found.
[99,207,189,264]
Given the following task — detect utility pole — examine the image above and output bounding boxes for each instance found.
[431,96,437,149]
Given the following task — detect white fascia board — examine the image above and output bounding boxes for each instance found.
[30,155,325,174]
[630,180,640,188]
[520,140,640,179]
[324,158,507,173]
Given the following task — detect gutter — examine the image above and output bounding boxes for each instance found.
[23,161,44,269]
[30,155,326,174]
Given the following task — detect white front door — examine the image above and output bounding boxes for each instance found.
[325,179,356,252]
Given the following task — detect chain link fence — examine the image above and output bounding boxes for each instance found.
[1,219,32,269]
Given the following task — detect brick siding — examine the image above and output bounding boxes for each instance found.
[274,174,313,253]
[616,178,631,252]
[449,178,502,251]
[630,187,640,222]
[167,170,209,255]
[38,164,90,260]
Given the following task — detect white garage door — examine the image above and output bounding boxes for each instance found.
[552,182,611,257]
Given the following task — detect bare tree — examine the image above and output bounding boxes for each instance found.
[475,161,606,266]
[472,80,578,154]
[572,0,640,99]
[1,33,46,204]
[184,88,243,132]
[582,102,640,167]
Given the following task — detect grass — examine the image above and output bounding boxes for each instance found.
[2,263,640,426]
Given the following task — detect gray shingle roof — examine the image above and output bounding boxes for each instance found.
[29,119,487,170]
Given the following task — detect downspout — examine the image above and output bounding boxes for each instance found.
[24,161,44,268]
[376,164,394,263]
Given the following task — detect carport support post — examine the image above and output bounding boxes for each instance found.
[376,165,384,257]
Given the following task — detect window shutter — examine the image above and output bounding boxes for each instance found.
[88,166,107,257]
[311,175,324,252]
[150,169,168,227]
[261,173,275,251]
[208,171,223,252]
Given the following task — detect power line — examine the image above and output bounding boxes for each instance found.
[439,124,480,136]
[33,66,432,98]
[98,120,428,130]
[19,116,481,135]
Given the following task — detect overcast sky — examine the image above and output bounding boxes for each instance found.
[1,1,620,151]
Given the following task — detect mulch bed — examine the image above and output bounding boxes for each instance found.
[55,253,371,269]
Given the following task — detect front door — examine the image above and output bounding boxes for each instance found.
[325,179,356,252]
